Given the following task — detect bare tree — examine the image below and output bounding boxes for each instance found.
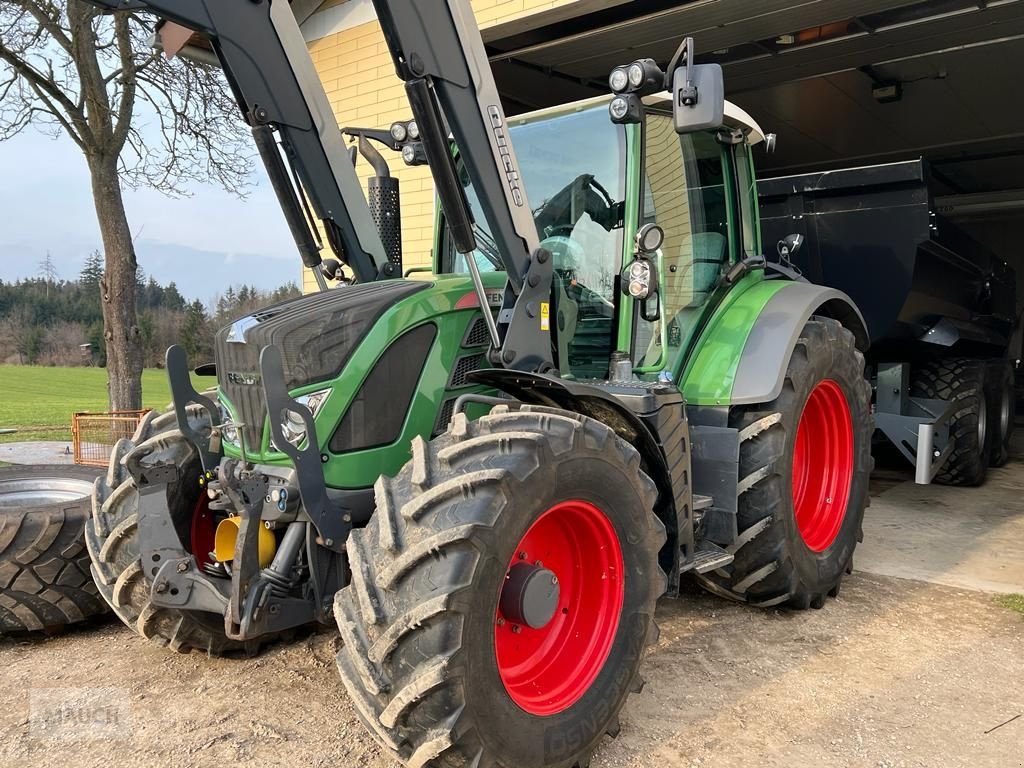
[0,1,253,408]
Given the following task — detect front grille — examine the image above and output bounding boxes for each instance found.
[434,398,457,437]
[462,315,491,348]
[448,353,485,390]
[216,281,427,450]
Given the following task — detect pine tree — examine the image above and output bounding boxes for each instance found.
[80,251,105,288]
[180,299,210,362]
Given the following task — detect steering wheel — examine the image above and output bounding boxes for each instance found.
[539,235,584,275]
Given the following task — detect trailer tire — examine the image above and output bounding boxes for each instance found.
[335,405,665,768]
[911,358,991,485]
[986,360,1015,468]
[0,465,108,634]
[87,406,269,655]
[696,318,872,609]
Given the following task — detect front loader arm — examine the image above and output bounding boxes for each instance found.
[91,0,554,370]
[372,0,555,371]
[85,0,387,285]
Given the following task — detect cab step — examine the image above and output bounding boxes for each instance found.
[680,541,734,575]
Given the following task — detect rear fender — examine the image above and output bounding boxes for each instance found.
[685,281,868,407]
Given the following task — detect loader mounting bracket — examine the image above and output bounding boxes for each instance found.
[260,344,350,554]
[166,345,222,473]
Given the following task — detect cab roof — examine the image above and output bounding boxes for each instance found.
[509,93,766,146]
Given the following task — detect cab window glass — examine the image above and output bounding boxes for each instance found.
[443,106,627,379]
[735,141,760,257]
[635,115,730,371]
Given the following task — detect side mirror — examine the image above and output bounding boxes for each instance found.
[673,64,725,134]
[777,234,805,261]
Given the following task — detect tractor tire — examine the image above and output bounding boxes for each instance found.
[696,317,872,609]
[335,405,665,768]
[0,465,108,634]
[86,406,265,655]
[911,358,991,485]
[985,360,1015,468]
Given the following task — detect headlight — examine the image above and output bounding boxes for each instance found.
[625,259,653,299]
[218,403,239,446]
[609,67,629,93]
[389,122,408,143]
[407,120,420,140]
[278,388,331,448]
[402,144,417,164]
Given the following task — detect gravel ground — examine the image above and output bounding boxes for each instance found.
[2,572,1021,768]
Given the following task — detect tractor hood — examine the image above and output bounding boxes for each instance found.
[216,280,428,449]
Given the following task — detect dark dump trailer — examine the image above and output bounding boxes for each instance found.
[759,159,1019,485]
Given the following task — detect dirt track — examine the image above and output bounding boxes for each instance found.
[2,572,1022,768]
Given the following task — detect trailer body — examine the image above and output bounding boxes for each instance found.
[759,159,1018,483]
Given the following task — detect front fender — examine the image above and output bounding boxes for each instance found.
[684,280,868,407]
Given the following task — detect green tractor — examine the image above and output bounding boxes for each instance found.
[84,0,871,766]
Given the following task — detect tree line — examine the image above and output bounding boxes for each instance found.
[0,251,300,368]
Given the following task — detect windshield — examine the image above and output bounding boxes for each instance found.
[441,105,627,379]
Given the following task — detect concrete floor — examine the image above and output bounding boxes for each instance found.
[0,441,87,465]
[859,434,1024,594]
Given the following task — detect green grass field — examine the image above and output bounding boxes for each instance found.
[0,365,202,443]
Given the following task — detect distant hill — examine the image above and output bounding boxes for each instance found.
[0,239,303,304]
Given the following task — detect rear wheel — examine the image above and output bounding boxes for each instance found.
[335,405,665,768]
[86,407,264,654]
[696,317,872,608]
[911,358,991,485]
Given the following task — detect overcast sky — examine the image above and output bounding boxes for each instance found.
[0,125,302,299]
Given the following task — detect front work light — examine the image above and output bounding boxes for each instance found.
[609,67,630,93]
[389,122,408,143]
[609,94,644,124]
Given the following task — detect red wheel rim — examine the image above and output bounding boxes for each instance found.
[190,492,215,568]
[495,500,624,716]
[791,379,854,552]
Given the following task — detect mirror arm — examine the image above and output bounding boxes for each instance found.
[724,254,767,286]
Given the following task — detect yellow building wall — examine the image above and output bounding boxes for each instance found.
[301,0,579,293]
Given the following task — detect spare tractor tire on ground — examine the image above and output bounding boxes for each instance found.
[697,317,873,609]
[335,405,665,768]
[87,406,269,655]
[0,464,108,634]
[911,358,991,486]
[985,360,1015,468]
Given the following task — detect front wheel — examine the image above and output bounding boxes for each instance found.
[335,405,665,768]
[697,317,873,609]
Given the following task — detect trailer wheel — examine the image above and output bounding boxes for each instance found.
[696,318,872,609]
[87,407,269,655]
[0,465,108,634]
[911,359,991,485]
[335,405,665,768]
[986,360,1015,468]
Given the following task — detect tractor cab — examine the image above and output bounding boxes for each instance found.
[434,93,769,387]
